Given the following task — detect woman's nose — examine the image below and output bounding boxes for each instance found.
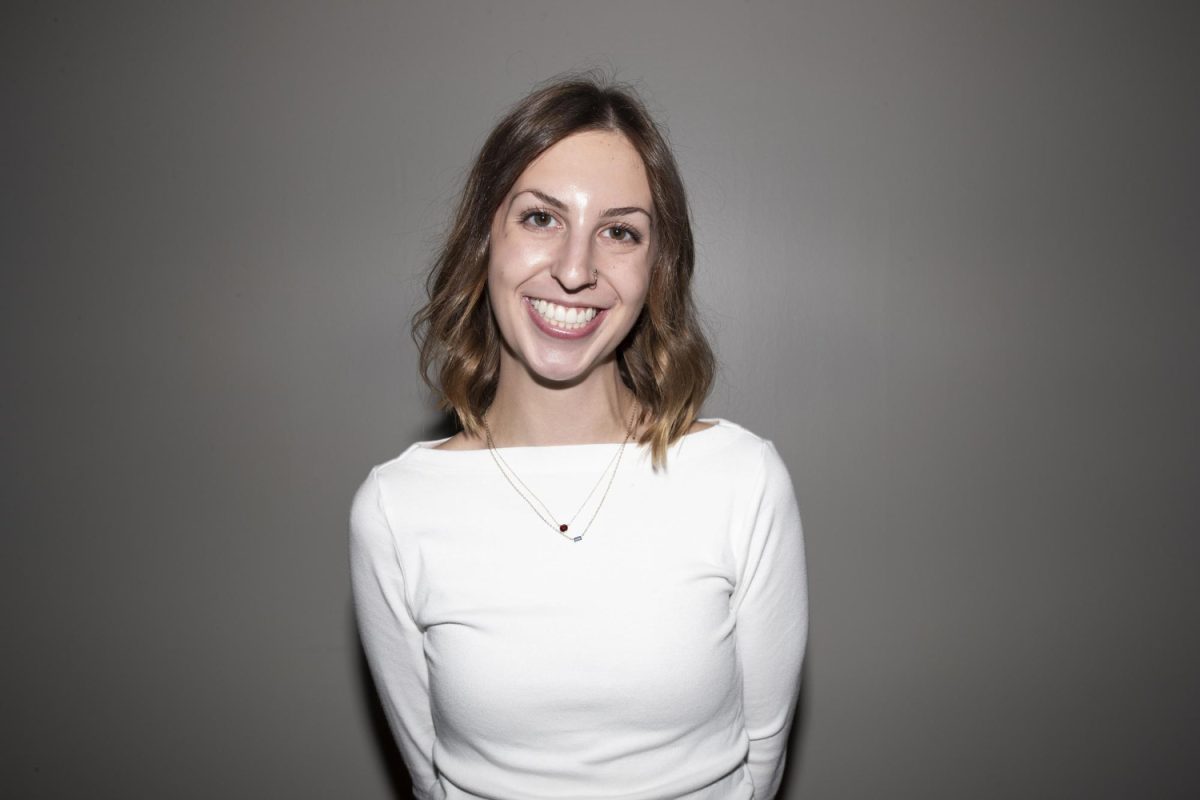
[550,236,595,292]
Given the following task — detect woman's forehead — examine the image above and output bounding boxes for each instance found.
[511,130,651,207]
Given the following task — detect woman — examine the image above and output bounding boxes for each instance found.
[351,76,808,800]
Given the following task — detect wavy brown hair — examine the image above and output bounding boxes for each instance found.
[413,75,714,468]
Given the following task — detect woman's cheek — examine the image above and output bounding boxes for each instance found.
[492,234,553,281]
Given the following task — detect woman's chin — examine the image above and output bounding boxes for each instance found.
[500,328,621,387]
[522,359,595,387]
[515,345,617,387]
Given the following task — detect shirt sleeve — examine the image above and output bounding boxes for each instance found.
[731,440,809,799]
[349,468,440,799]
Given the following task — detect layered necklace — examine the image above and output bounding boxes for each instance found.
[482,404,639,543]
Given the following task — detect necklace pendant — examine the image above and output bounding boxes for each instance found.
[572,536,583,543]
[559,523,569,532]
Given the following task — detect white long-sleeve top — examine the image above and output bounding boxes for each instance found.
[350,419,808,800]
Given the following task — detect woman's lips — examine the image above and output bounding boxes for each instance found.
[524,296,608,340]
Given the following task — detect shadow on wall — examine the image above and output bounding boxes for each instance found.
[422,412,461,445]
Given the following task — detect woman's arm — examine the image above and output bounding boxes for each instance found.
[350,468,439,799]
[732,440,809,798]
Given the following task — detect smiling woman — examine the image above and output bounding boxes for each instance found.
[350,76,808,799]
[410,77,715,463]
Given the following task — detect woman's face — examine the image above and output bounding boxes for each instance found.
[487,129,654,386]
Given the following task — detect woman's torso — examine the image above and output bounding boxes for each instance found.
[376,419,767,799]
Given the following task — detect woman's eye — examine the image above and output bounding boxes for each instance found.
[606,225,642,244]
[521,210,555,228]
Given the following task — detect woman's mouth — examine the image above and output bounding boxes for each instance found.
[524,297,607,338]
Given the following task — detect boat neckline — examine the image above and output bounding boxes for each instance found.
[409,416,731,457]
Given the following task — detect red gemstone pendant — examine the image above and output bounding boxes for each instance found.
[559,524,569,532]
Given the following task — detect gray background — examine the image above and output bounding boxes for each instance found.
[4,1,1197,798]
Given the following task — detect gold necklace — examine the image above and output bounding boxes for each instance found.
[482,404,638,543]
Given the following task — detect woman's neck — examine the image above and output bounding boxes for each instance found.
[485,358,637,447]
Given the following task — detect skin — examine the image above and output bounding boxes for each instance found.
[438,130,710,449]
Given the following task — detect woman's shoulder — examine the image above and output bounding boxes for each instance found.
[685,420,797,516]
[350,440,474,541]
[681,417,771,453]
[350,443,451,559]
[367,438,461,479]
[670,417,788,475]
[427,430,486,451]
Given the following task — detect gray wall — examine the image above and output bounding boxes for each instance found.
[5,2,1197,798]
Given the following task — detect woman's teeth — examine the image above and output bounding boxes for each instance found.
[530,298,598,330]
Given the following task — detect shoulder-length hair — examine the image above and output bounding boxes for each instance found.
[413,75,714,469]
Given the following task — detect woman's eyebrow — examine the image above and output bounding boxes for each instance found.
[509,188,568,212]
[600,206,651,220]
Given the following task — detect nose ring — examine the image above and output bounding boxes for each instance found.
[589,268,599,288]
